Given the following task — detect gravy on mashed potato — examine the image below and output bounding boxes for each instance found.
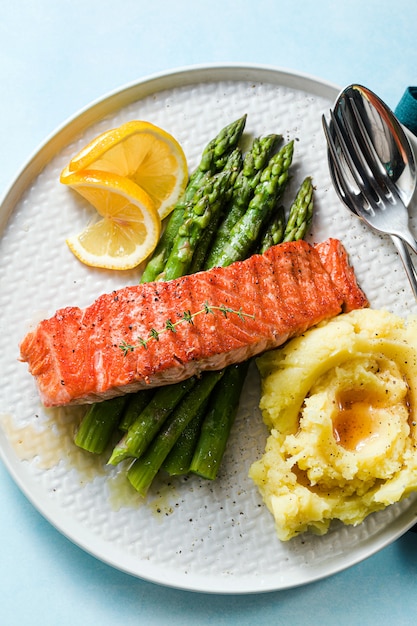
[249,308,417,541]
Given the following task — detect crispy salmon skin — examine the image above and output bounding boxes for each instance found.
[20,239,368,407]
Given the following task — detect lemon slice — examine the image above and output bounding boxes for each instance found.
[65,171,161,270]
[61,120,188,220]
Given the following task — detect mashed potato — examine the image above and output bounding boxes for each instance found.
[249,308,417,541]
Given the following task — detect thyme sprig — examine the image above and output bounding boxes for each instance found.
[119,300,255,355]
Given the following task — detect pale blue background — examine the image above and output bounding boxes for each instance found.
[1,1,417,624]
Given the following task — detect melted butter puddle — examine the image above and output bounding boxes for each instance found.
[0,408,106,478]
[1,410,180,516]
[1,411,73,469]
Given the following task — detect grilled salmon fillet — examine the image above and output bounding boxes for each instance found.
[20,239,368,407]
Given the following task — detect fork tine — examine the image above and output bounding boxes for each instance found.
[326,109,377,209]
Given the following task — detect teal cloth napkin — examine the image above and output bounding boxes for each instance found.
[395,87,417,136]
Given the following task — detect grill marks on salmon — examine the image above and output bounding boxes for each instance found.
[19,239,368,407]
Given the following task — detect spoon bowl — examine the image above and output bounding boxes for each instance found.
[332,84,416,208]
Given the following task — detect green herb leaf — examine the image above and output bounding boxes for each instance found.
[120,302,255,355]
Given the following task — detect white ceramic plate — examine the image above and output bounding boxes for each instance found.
[1,64,417,594]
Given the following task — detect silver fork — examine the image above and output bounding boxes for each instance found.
[322,99,417,299]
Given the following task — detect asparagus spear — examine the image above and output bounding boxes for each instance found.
[208,141,294,268]
[140,115,247,284]
[188,142,251,275]
[108,377,197,465]
[258,205,286,254]
[204,134,281,268]
[162,399,209,476]
[159,148,242,281]
[282,176,314,242]
[139,173,210,284]
[118,388,156,432]
[74,395,128,454]
[127,370,224,497]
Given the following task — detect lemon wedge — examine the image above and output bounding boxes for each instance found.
[64,171,161,270]
[61,120,188,220]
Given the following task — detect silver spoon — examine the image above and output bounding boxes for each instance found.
[326,84,417,298]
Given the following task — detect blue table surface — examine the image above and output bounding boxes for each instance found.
[2,1,417,624]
